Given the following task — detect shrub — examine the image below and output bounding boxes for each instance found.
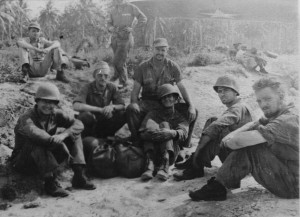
[188,51,225,67]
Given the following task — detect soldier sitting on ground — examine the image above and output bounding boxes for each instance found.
[139,84,189,181]
[11,83,95,197]
[126,38,196,146]
[73,61,126,138]
[189,77,299,201]
[174,75,253,181]
[17,22,69,83]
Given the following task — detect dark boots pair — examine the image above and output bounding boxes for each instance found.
[21,64,69,83]
[44,165,96,198]
[141,151,170,181]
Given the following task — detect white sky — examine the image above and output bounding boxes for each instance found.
[27,0,72,18]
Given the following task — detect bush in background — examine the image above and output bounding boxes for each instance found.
[188,51,226,67]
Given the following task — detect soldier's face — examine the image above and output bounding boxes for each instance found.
[161,94,177,108]
[28,28,40,40]
[95,72,109,85]
[153,46,168,61]
[255,87,283,118]
[36,99,58,115]
[217,87,238,105]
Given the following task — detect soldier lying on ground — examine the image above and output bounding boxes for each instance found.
[174,75,253,181]
[73,61,126,138]
[235,44,268,74]
[189,77,299,201]
[126,38,196,146]
[11,83,96,197]
[17,22,70,83]
[139,84,189,181]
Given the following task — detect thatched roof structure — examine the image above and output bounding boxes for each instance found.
[132,0,297,23]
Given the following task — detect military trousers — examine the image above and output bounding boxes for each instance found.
[77,110,126,138]
[126,100,162,143]
[111,34,134,86]
[19,47,68,78]
[217,144,299,198]
[12,135,85,177]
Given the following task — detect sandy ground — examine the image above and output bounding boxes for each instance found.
[0,54,299,217]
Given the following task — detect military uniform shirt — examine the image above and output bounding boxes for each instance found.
[134,57,183,101]
[74,81,125,108]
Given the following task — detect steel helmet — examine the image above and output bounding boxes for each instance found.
[158,84,180,99]
[35,83,60,102]
[213,75,240,95]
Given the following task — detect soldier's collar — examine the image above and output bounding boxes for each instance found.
[149,57,168,67]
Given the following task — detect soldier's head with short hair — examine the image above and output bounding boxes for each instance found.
[253,77,286,118]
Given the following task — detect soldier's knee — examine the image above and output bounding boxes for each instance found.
[126,103,140,114]
[159,121,170,129]
[77,111,96,126]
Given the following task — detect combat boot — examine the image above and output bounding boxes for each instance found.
[141,152,155,181]
[156,152,170,181]
[72,165,96,190]
[175,153,194,169]
[56,70,70,83]
[20,63,31,83]
[189,177,227,201]
[44,176,69,197]
[173,165,204,181]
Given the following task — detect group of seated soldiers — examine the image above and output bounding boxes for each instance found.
[11,31,299,201]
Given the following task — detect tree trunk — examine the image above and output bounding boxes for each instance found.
[82,25,85,38]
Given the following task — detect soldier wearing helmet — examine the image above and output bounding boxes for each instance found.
[127,38,196,147]
[139,84,189,181]
[174,75,253,181]
[73,61,126,138]
[12,83,96,198]
[17,22,69,83]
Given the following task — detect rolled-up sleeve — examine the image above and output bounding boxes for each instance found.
[203,107,240,139]
[175,115,189,142]
[257,115,299,160]
[17,117,52,146]
[56,110,84,135]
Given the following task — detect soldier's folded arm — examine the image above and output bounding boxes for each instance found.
[17,38,40,51]
[20,118,53,146]
[224,130,267,150]
[56,110,84,136]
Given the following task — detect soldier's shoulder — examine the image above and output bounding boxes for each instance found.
[106,82,118,90]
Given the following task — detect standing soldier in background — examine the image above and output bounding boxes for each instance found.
[108,0,147,91]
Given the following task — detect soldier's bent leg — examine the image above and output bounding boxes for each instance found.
[126,103,146,143]
[77,111,97,137]
[94,110,126,138]
[112,39,131,86]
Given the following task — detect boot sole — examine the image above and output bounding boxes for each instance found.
[189,192,227,201]
[156,173,168,181]
[141,174,153,181]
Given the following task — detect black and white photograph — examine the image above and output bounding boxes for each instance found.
[0,0,298,216]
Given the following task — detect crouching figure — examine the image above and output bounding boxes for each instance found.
[11,83,96,197]
[139,84,189,181]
